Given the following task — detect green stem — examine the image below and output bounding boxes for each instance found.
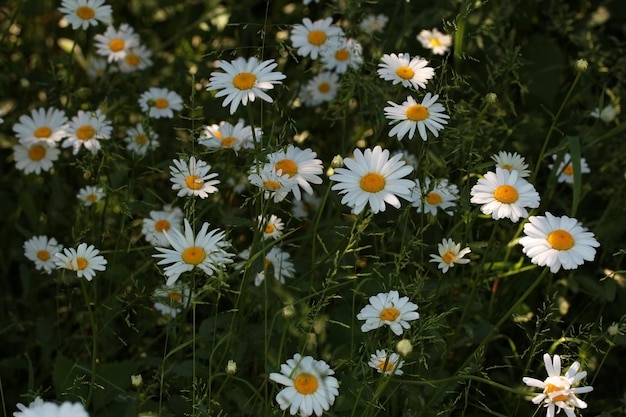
[81,279,98,407]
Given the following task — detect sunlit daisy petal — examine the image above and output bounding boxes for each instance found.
[384,94,449,141]
[357,290,419,336]
[429,238,471,273]
[55,242,108,281]
[257,214,285,240]
[266,145,324,201]
[138,87,183,119]
[13,142,60,175]
[94,24,140,63]
[377,53,434,90]
[13,107,68,146]
[142,206,184,247]
[14,397,90,417]
[169,156,220,199]
[290,17,344,59]
[59,0,112,30]
[198,118,261,152]
[63,109,112,155]
[410,177,459,216]
[368,349,405,376]
[491,151,531,178]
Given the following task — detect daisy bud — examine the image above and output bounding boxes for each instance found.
[331,154,344,168]
[575,58,589,72]
[131,374,143,388]
[396,339,413,357]
[485,92,498,103]
[283,304,296,318]
[608,323,620,337]
[226,360,237,375]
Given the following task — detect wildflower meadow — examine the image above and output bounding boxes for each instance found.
[2,0,626,416]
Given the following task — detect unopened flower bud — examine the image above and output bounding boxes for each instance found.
[575,59,588,72]
[226,360,237,375]
[608,322,620,337]
[331,155,344,168]
[283,304,296,318]
[396,339,413,357]
[485,93,497,104]
[131,374,143,388]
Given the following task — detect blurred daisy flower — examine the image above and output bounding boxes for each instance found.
[330,146,414,214]
[549,153,590,184]
[124,123,159,156]
[384,93,449,141]
[321,38,363,74]
[63,109,112,155]
[257,214,285,240]
[14,397,90,417]
[523,353,593,417]
[417,28,453,55]
[23,235,63,274]
[142,206,184,247]
[118,44,153,73]
[59,0,112,30]
[153,219,233,286]
[13,142,60,175]
[13,107,68,146]
[266,145,324,201]
[519,212,600,273]
[359,14,388,34]
[292,193,321,218]
[169,156,220,199]
[357,290,420,335]
[429,238,471,273]
[86,56,108,78]
[290,17,344,59]
[590,104,617,123]
[139,87,183,119]
[94,24,140,63]
[248,164,299,203]
[198,118,261,152]
[470,167,540,222]
[368,349,405,376]
[269,353,339,417]
[55,243,108,281]
[153,283,192,318]
[239,246,295,286]
[207,57,286,114]
[377,53,434,90]
[491,151,531,178]
[77,185,106,206]
[410,177,459,216]
[303,72,340,106]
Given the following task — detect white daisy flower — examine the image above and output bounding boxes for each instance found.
[549,153,591,184]
[138,87,183,119]
[77,185,105,206]
[392,150,419,170]
[518,212,600,273]
[12,107,68,146]
[94,24,140,63]
[321,38,363,74]
[23,236,63,274]
[14,397,90,417]
[377,53,435,90]
[470,168,540,222]
[86,56,108,79]
[330,145,414,214]
[248,164,299,203]
[257,214,285,240]
[207,57,286,114]
[58,0,112,30]
[384,93,449,141]
[153,283,192,318]
[198,118,261,152]
[153,218,234,286]
[429,238,471,273]
[169,156,220,199]
[491,151,531,178]
[357,290,420,336]
[256,246,295,286]
[290,17,344,59]
[303,72,340,106]
[410,177,459,216]
[118,44,153,73]
[292,193,321,218]
[13,142,60,175]
[523,353,593,417]
[266,145,324,201]
[590,104,617,123]
[63,109,112,155]
[142,207,184,247]
[417,28,453,55]
[124,123,159,156]
[368,349,405,376]
[55,242,108,281]
[359,14,389,34]
[269,353,339,417]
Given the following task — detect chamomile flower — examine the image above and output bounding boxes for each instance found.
[470,168,540,222]
[23,235,63,274]
[359,14,389,34]
[13,142,60,175]
[169,156,220,199]
[141,207,184,247]
[77,185,105,206]
[63,109,112,155]
[153,283,192,318]
[124,123,159,156]
[491,151,531,178]
[248,164,299,203]
[518,212,600,273]
[384,93,449,141]
[368,349,405,376]
[58,0,112,30]
[256,246,295,286]
[549,153,591,184]
[94,24,140,63]
[321,38,363,74]
[257,214,285,240]
[590,104,617,123]
[14,397,90,417]
[207,57,286,114]
[429,238,471,273]
[198,119,261,152]
[153,218,233,286]
[303,72,340,106]
[86,56,108,78]
[292,193,321,218]
[13,107,68,146]
[417,28,453,55]
[330,145,414,214]
[357,290,420,335]
[377,53,434,90]
[290,17,344,59]
[410,177,459,216]
[266,145,324,201]
[138,87,183,119]
[118,44,153,73]
[55,243,108,281]
[269,353,339,417]
[522,353,593,417]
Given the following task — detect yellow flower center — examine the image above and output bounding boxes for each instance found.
[232,72,256,90]
[307,30,327,46]
[493,185,519,204]
[379,307,400,321]
[275,159,298,177]
[167,292,182,302]
[429,38,442,48]
[37,250,50,261]
[442,251,456,264]
[76,257,88,270]
[264,258,272,269]
[294,373,319,395]
[155,219,171,232]
[360,172,386,193]
[395,65,415,80]
[563,164,574,176]
[547,229,575,251]
[76,6,95,20]
[125,54,140,67]
[182,246,206,265]
[501,164,513,171]
[318,82,331,93]
[76,125,95,140]
[545,383,569,403]
[221,136,237,147]
[378,359,394,372]
[263,180,281,190]
[135,134,148,145]
[335,49,350,61]
[264,224,275,234]
[28,145,47,161]
[86,193,99,203]
[406,104,429,121]
[154,98,169,109]
[426,192,443,205]
[109,38,125,52]
[34,126,52,138]
[185,175,204,190]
